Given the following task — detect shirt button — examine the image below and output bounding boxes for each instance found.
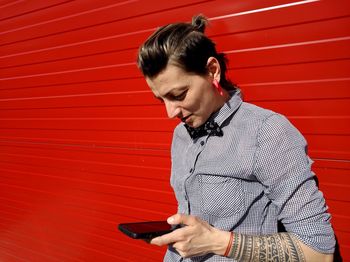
[200,141,205,146]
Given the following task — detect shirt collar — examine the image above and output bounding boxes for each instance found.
[208,89,243,127]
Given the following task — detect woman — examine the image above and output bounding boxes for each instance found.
[137,15,335,261]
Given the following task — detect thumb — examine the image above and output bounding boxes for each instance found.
[167,214,197,226]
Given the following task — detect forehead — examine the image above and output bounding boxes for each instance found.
[146,64,190,95]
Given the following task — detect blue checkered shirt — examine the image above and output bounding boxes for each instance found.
[164,91,335,261]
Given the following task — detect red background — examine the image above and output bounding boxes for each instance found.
[0,0,349,261]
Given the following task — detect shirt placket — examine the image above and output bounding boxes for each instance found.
[183,138,207,214]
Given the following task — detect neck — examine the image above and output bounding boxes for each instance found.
[214,89,230,112]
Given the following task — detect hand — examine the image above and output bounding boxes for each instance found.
[150,214,230,258]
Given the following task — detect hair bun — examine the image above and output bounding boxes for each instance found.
[191,14,208,33]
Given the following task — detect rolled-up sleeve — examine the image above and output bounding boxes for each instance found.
[254,114,335,253]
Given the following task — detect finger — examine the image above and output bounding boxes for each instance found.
[149,236,165,246]
[172,242,189,258]
[150,231,179,246]
[150,225,190,246]
[167,214,198,226]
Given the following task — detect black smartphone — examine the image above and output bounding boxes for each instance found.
[118,221,181,239]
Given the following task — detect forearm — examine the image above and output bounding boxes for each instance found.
[227,232,332,262]
[151,214,333,261]
[228,232,304,261]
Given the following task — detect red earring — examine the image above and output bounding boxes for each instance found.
[213,79,223,96]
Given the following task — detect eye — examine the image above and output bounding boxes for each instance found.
[172,90,187,101]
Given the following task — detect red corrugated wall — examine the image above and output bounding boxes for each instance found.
[0,0,349,261]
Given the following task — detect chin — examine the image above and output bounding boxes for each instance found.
[191,121,204,128]
[186,122,196,128]
[186,116,205,128]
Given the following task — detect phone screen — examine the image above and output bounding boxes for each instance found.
[118,221,179,239]
[122,221,172,233]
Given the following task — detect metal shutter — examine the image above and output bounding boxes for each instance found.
[0,0,349,261]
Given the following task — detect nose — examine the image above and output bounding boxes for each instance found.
[164,100,181,119]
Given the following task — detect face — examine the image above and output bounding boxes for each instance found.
[146,63,223,128]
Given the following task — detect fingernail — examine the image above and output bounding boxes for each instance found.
[153,238,163,246]
[150,237,158,244]
[167,216,174,223]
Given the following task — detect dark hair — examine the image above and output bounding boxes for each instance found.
[137,15,237,91]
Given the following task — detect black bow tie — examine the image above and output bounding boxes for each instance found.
[184,119,223,139]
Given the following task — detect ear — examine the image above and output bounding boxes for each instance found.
[206,57,221,82]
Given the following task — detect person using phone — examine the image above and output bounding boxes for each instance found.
[136,14,335,261]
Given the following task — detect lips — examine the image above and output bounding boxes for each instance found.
[181,114,192,123]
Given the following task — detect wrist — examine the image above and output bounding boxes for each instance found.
[210,228,232,256]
